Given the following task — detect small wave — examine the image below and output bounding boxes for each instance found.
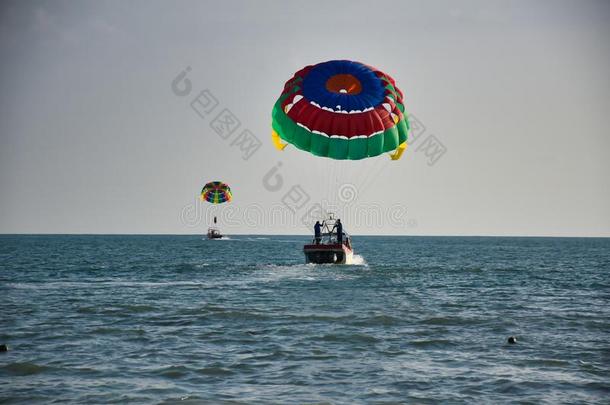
[239,237,269,242]
[7,281,205,290]
[196,365,234,376]
[252,264,321,281]
[90,326,124,334]
[352,314,402,327]
[420,316,483,326]
[2,362,51,376]
[247,350,288,361]
[578,361,607,376]
[173,262,210,272]
[158,365,189,379]
[288,313,357,323]
[158,396,204,405]
[410,339,452,348]
[199,305,272,320]
[320,333,379,344]
[76,306,97,314]
[524,358,571,367]
[258,263,315,271]
[119,304,156,313]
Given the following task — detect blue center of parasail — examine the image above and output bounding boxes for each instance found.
[301,60,386,112]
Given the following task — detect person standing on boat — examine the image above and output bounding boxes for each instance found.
[314,221,322,244]
[335,219,343,244]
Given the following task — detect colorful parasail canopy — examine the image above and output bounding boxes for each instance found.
[200,181,232,204]
[272,60,409,160]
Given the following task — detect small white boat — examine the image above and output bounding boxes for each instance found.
[206,216,223,239]
[206,227,223,239]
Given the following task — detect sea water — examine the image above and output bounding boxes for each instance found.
[1,235,609,403]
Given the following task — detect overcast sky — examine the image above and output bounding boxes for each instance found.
[0,0,609,236]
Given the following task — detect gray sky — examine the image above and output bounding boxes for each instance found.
[1,0,609,236]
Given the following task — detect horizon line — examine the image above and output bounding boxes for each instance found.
[0,233,608,239]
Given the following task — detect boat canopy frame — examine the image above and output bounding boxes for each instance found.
[312,215,350,245]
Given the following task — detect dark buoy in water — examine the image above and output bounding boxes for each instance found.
[507,336,517,344]
[0,344,8,352]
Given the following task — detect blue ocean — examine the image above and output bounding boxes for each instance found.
[1,235,609,403]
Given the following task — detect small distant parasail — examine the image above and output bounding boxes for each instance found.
[200,181,232,204]
[272,60,410,160]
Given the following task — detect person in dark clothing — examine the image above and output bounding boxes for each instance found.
[335,219,343,244]
[314,221,322,244]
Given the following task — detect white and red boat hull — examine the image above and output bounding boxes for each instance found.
[303,243,353,264]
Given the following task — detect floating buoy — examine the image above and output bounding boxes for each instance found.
[0,344,8,352]
[507,336,517,344]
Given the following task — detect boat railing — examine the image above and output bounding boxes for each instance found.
[311,231,350,245]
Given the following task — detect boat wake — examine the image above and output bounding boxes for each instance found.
[350,254,367,266]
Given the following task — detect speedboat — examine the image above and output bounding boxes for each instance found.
[304,217,353,264]
[206,216,224,239]
[207,227,223,239]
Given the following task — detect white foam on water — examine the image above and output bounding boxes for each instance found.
[5,281,207,289]
[249,263,330,282]
[234,237,267,242]
[350,254,368,266]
